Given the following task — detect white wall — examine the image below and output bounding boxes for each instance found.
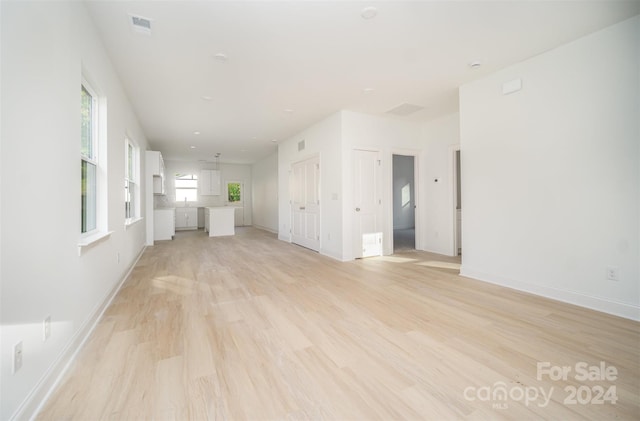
[278,112,343,260]
[459,16,639,320]
[421,113,461,255]
[341,111,423,258]
[157,160,253,226]
[277,110,425,261]
[252,152,279,233]
[1,2,149,419]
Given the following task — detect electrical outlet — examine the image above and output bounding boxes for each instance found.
[606,266,620,281]
[43,316,51,341]
[13,341,23,373]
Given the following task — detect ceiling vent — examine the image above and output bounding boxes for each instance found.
[385,103,424,116]
[130,14,152,35]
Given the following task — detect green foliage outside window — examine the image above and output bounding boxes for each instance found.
[228,182,241,202]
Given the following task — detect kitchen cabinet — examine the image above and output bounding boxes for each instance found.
[147,151,166,195]
[153,209,175,241]
[175,207,197,230]
[200,169,221,196]
[204,207,235,237]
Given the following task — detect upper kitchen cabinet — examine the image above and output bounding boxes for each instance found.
[146,151,165,195]
[200,169,221,195]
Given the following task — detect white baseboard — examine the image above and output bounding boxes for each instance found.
[460,266,640,322]
[252,224,278,234]
[320,247,348,262]
[278,234,295,245]
[12,246,147,421]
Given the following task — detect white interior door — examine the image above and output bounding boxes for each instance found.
[353,149,380,258]
[291,156,320,251]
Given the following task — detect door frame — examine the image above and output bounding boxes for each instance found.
[389,149,421,253]
[351,148,382,259]
[289,153,321,251]
[450,144,461,256]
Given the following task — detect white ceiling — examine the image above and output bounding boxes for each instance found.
[85,1,640,164]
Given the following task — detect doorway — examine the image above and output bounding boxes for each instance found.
[392,155,416,252]
[453,148,462,256]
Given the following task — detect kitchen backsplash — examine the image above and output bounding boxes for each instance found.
[154,192,229,208]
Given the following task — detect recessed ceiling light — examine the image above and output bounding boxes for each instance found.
[271,139,278,143]
[468,60,483,69]
[214,53,228,62]
[284,108,294,113]
[201,95,213,101]
[362,88,375,94]
[193,131,200,135]
[190,145,196,149]
[361,6,378,20]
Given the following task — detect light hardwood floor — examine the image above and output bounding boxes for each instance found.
[37,228,639,420]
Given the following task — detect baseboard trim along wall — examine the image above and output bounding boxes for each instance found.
[460,266,640,322]
[252,224,278,235]
[319,247,348,262]
[12,246,147,421]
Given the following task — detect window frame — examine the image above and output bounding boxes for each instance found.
[80,81,99,236]
[78,75,111,253]
[124,136,141,225]
[175,173,198,203]
[226,180,243,204]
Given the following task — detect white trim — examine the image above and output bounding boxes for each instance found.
[77,230,113,255]
[125,216,144,229]
[252,224,278,234]
[389,149,421,253]
[10,246,147,421]
[350,148,382,259]
[320,247,349,262]
[80,75,108,238]
[460,266,640,321]
[124,136,141,221]
[289,154,321,253]
[450,144,461,257]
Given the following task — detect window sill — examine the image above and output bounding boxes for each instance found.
[78,230,113,256]
[125,216,144,229]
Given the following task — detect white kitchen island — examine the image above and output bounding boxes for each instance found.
[204,207,235,237]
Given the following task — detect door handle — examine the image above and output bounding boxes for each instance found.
[355,207,360,212]
[300,206,306,210]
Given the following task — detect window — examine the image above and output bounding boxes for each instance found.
[227,181,242,203]
[401,183,411,207]
[81,84,98,233]
[78,76,109,251]
[125,138,140,222]
[175,174,198,202]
